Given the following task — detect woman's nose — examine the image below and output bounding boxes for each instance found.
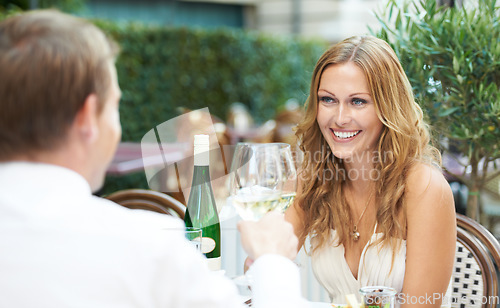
[335,103,352,126]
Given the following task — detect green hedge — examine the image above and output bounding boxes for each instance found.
[0,11,328,194]
[96,21,327,139]
[91,20,328,195]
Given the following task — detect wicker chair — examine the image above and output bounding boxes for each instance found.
[105,189,185,219]
[452,214,500,308]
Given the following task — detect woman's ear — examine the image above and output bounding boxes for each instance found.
[73,93,99,144]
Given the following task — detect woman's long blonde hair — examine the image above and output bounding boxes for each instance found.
[295,36,441,252]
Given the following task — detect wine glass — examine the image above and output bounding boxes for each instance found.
[227,143,284,289]
[274,143,298,213]
[228,143,284,221]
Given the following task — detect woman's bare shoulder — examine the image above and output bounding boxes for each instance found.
[405,161,455,217]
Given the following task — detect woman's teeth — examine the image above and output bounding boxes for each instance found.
[333,130,361,139]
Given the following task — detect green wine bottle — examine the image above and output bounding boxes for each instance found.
[184,134,221,270]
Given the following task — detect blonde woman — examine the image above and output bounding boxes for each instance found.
[285,36,456,307]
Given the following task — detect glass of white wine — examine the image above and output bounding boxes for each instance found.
[228,143,285,291]
[275,143,297,213]
[228,142,284,221]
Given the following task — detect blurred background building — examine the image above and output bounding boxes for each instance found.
[83,0,382,42]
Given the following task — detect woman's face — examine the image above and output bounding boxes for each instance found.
[316,62,383,164]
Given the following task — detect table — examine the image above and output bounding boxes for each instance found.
[107,142,188,175]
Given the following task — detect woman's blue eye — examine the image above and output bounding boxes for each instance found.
[352,98,367,106]
[319,96,335,104]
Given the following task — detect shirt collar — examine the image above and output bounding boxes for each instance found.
[0,161,92,198]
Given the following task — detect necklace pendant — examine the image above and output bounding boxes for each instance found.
[352,230,360,241]
[352,225,360,241]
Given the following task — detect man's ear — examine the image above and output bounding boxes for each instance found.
[73,93,99,144]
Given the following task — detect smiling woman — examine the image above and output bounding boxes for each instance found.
[285,36,456,307]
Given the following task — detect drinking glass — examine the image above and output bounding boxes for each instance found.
[275,143,297,213]
[184,227,202,252]
[227,142,284,289]
[164,227,202,253]
[359,286,397,308]
[228,143,284,221]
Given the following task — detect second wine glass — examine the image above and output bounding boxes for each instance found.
[275,143,298,213]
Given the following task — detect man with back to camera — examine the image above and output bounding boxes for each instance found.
[0,10,307,308]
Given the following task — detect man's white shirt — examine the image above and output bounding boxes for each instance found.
[0,162,307,308]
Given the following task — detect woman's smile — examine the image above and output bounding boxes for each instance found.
[330,129,362,141]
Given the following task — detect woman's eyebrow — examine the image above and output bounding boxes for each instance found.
[349,92,371,96]
[317,89,335,96]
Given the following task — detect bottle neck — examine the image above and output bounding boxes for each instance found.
[194,145,209,166]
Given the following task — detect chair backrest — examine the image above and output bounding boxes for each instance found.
[105,189,185,219]
[452,214,500,308]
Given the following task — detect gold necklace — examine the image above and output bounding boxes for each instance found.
[351,189,374,242]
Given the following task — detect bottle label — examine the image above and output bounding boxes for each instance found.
[200,237,216,254]
[206,256,221,271]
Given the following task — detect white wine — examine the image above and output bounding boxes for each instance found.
[232,186,281,221]
[232,197,281,221]
[184,135,221,270]
[277,192,296,212]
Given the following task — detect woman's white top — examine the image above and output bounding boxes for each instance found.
[310,224,452,306]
